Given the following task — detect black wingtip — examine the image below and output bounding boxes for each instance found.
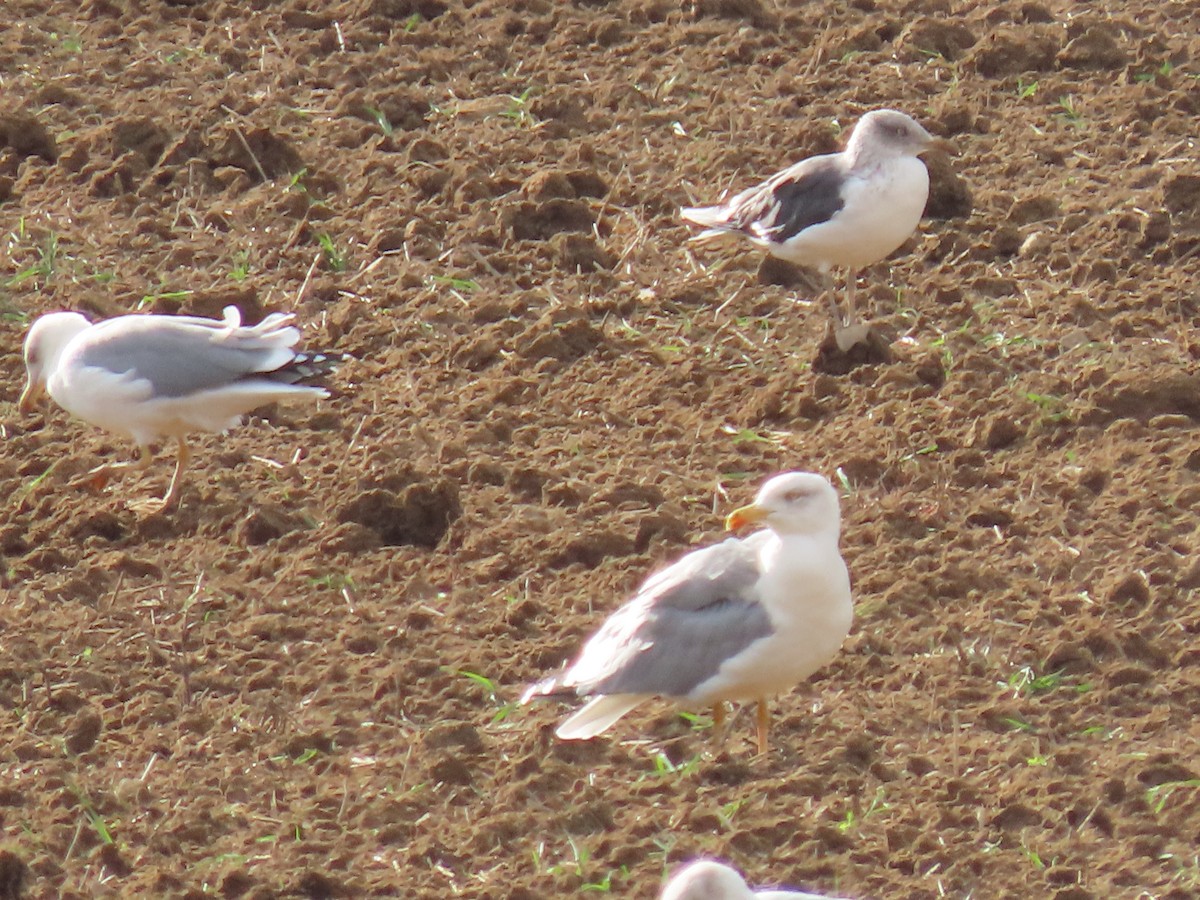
[268,350,352,386]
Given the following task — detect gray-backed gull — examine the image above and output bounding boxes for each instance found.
[522,471,852,755]
[19,306,335,512]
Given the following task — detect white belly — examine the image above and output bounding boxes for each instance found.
[769,156,930,271]
[49,363,321,447]
[689,541,853,704]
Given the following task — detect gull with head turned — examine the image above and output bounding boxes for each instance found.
[522,471,853,755]
[19,305,337,512]
[682,108,949,352]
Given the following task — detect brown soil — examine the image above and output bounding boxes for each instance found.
[2,1,1199,898]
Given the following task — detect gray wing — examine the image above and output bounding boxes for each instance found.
[716,155,848,244]
[75,313,314,399]
[554,537,772,699]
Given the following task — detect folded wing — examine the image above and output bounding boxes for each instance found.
[682,155,847,246]
[527,537,773,703]
[75,309,333,399]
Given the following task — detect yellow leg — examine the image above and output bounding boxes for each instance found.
[127,438,188,514]
[711,702,727,744]
[755,698,770,757]
[73,445,154,491]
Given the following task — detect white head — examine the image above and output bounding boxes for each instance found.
[725,471,841,537]
[845,109,940,163]
[18,312,92,412]
[662,860,756,900]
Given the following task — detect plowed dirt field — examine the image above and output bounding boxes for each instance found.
[2,1,1199,897]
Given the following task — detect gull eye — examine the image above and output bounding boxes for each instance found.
[782,489,810,503]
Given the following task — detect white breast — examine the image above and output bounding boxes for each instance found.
[689,534,853,704]
[48,358,155,442]
[770,156,930,271]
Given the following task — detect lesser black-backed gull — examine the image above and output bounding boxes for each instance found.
[682,109,945,352]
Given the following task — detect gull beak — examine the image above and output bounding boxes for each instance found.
[725,502,768,532]
[17,379,44,414]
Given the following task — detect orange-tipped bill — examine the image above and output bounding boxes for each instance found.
[725,503,768,532]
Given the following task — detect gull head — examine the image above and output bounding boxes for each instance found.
[19,312,91,412]
[661,860,755,900]
[847,108,948,161]
[724,471,840,537]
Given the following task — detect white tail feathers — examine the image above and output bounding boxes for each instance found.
[680,205,725,227]
[553,695,645,740]
[680,206,739,243]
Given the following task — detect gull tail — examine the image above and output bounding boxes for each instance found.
[680,205,738,242]
[520,671,567,705]
[266,350,348,389]
[554,695,644,740]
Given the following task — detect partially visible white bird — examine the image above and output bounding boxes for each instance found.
[682,108,947,352]
[662,860,853,900]
[18,305,336,512]
[522,471,853,755]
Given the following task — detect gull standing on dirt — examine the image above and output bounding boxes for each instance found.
[522,471,852,755]
[682,108,946,352]
[18,305,336,512]
[662,860,853,900]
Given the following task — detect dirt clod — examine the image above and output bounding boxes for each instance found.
[1058,24,1128,69]
[294,870,347,900]
[64,709,103,755]
[337,481,461,548]
[0,850,27,900]
[896,19,977,61]
[551,232,616,272]
[238,503,308,546]
[0,112,57,161]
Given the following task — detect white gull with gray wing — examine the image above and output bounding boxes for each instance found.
[19,305,336,511]
[523,471,853,754]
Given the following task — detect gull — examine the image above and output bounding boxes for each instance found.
[19,305,336,512]
[662,860,853,900]
[682,108,946,352]
[522,471,852,755]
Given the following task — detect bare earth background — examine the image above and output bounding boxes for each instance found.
[1,0,1199,898]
